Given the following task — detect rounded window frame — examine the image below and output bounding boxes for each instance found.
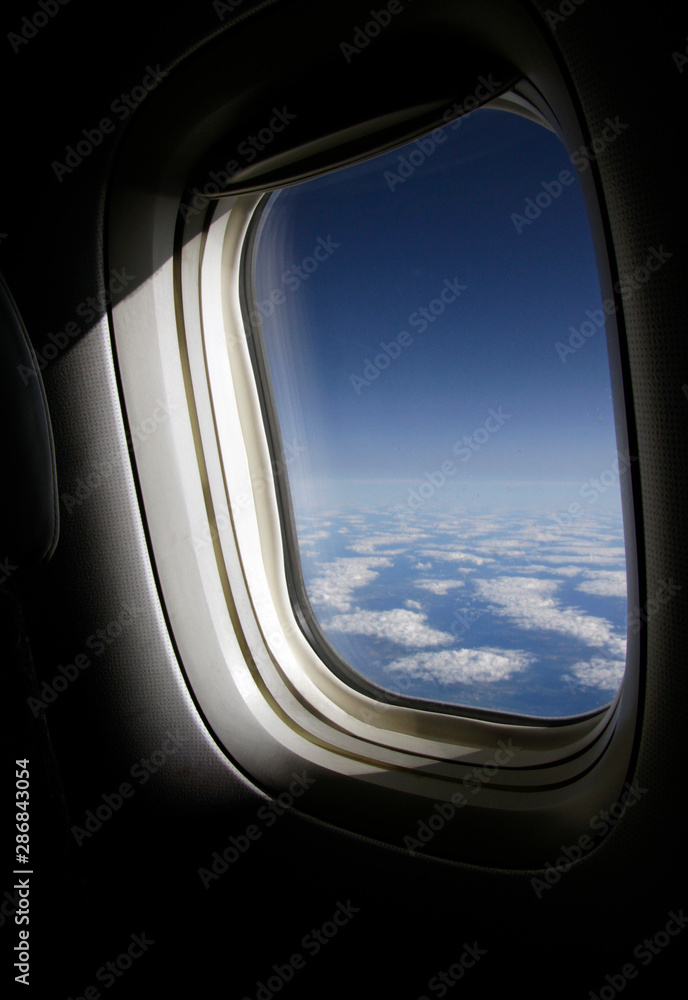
[107,2,642,868]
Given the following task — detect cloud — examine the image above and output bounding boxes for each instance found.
[536,549,626,566]
[418,549,490,566]
[473,576,626,658]
[298,529,331,546]
[474,539,525,549]
[563,657,626,691]
[575,570,627,598]
[308,557,392,612]
[348,532,426,554]
[414,579,465,595]
[518,564,583,577]
[471,539,530,558]
[405,599,422,610]
[322,608,454,648]
[384,648,534,684]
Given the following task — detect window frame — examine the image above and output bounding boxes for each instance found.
[106,3,642,868]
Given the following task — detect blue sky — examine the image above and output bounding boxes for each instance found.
[249,107,627,716]
[254,107,620,511]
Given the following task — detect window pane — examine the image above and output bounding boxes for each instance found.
[248,106,627,718]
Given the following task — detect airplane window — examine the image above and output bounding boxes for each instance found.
[243,106,628,720]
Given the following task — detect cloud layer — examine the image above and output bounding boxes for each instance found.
[296,503,628,710]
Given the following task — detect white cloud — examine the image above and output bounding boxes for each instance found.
[536,548,626,567]
[323,608,454,648]
[298,529,330,546]
[405,599,422,610]
[418,549,490,566]
[308,557,392,612]
[518,564,583,577]
[384,648,534,684]
[414,579,465,595]
[563,657,625,691]
[472,539,529,557]
[474,576,626,658]
[576,570,627,598]
[348,532,426,554]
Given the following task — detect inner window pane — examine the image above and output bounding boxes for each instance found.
[247,106,627,718]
